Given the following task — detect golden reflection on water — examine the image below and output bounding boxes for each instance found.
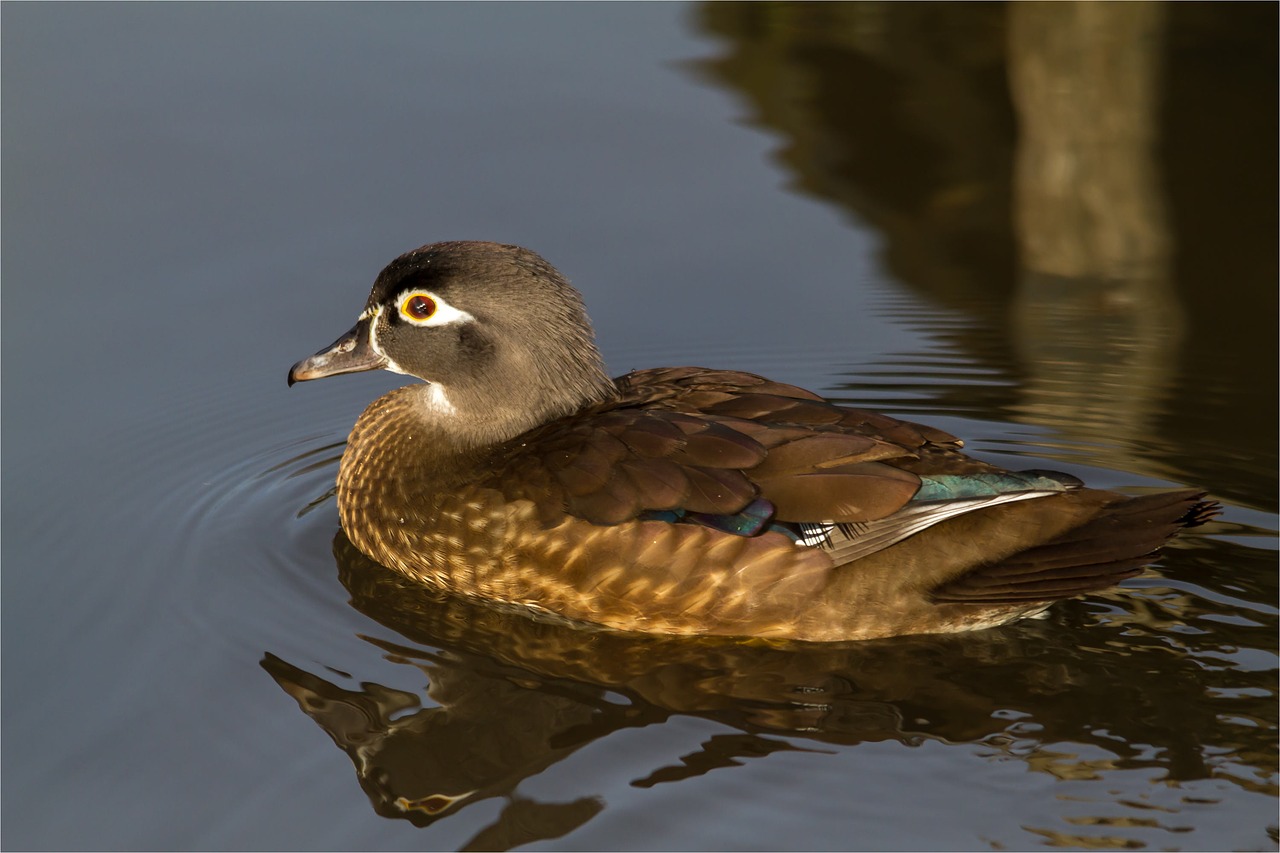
[1008,2,1182,466]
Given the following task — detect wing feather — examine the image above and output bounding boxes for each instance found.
[485,367,978,529]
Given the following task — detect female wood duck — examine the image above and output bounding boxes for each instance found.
[289,241,1217,642]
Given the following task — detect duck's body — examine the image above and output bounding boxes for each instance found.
[290,241,1217,642]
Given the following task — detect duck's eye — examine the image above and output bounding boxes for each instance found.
[401,294,437,321]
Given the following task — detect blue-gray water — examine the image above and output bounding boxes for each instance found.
[4,4,1276,850]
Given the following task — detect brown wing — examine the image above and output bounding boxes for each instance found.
[929,490,1216,604]
[488,367,958,527]
[495,409,766,524]
[616,367,960,442]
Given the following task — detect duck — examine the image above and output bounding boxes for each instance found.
[289,241,1218,642]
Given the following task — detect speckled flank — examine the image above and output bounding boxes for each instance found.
[339,394,837,637]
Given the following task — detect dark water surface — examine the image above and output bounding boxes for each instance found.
[4,3,1276,850]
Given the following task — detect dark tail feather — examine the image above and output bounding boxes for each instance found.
[1180,496,1221,527]
[930,490,1219,605]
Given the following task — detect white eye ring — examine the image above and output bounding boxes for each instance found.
[395,289,474,327]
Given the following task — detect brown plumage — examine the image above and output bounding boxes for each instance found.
[289,241,1219,641]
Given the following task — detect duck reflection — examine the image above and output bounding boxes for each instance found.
[262,649,607,844]
[263,530,1252,837]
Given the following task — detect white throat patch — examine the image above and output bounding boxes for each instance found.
[423,382,457,416]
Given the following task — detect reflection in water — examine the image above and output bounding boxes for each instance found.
[1007,3,1180,456]
[1009,3,1171,282]
[262,649,607,848]
[689,2,1019,303]
[689,1,1278,510]
[264,528,1274,844]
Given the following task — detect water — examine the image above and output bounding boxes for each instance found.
[3,3,1276,850]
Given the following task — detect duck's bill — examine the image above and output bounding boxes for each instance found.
[288,324,387,386]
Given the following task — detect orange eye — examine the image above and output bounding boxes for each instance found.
[401,293,436,320]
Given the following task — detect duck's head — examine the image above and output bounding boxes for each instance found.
[289,241,617,445]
